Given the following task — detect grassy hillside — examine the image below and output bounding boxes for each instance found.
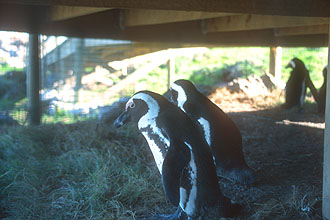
[140,47,328,95]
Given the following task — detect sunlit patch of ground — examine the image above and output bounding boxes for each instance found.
[209,87,284,113]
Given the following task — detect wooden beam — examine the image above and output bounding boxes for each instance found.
[1,6,328,47]
[44,11,329,47]
[122,9,235,27]
[105,51,171,99]
[204,14,329,33]
[51,6,110,21]
[275,24,329,36]
[0,3,47,33]
[322,23,330,220]
[3,0,330,18]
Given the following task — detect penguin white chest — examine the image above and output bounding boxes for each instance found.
[141,129,169,174]
[134,93,170,175]
[300,79,306,107]
[138,115,170,175]
[179,142,198,217]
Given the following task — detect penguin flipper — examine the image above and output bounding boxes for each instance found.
[162,141,190,207]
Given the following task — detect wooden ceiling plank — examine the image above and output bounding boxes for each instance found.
[123,9,236,27]
[2,0,330,18]
[51,6,110,21]
[275,24,329,36]
[205,14,330,33]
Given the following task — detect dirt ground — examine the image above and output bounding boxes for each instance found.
[207,87,325,219]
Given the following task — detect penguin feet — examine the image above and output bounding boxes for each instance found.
[138,207,187,220]
[217,167,256,185]
[136,214,179,220]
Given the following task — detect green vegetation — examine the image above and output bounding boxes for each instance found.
[140,47,327,95]
[0,46,328,124]
[0,63,23,75]
[0,121,169,219]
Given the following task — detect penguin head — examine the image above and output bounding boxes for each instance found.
[286,57,306,70]
[113,91,162,128]
[286,58,309,79]
[286,59,296,69]
[170,79,198,110]
[323,66,328,80]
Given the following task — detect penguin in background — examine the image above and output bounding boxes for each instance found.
[284,58,309,109]
[306,66,328,114]
[114,91,241,219]
[170,79,255,185]
[318,66,327,113]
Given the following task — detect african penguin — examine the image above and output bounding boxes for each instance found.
[170,79,255,185]
[318,66,327,114]
[114,90,241,219]
[284,58,309,109]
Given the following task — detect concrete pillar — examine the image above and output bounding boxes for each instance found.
[27,33,41,126]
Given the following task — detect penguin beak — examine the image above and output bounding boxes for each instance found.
[286,60,295,69]
[113,110,130,128]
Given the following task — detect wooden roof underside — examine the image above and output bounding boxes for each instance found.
[1,1,330,47]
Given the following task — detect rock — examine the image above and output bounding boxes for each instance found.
[227,75,269,97]
[261,73,285,90]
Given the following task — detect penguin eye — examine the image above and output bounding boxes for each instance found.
[125,100,135,110]
[128,101,135,109]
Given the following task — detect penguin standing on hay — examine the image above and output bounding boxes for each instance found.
[114,91,241,219]
[306,66,328,114]
[170,79,255,185]
[317,66,327,113]
[284,57,309,109]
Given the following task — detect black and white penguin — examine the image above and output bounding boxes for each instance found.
[170,79,255,185]
[305,66,327,114]
[114,91,240,219]
[318,66,327,113]
[284,58,309,109]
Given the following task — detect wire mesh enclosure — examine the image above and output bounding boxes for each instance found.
[0,31,328,125]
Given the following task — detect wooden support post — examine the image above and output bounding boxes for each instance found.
[269,46,282,81]
[167,55,175,89]
[40,35,47,89]
[27,33,41,126]
[323,23,330,219]
[73,38,84,103]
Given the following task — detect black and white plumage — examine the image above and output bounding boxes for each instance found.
[170,79,255,185]
[114,91,240,219]
[284,58,309,109]
[318,66,327,113]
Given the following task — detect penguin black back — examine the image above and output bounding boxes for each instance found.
[318,67,327,113]
[171,79,255,185]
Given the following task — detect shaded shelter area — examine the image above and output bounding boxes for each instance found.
[0,0,330,219]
